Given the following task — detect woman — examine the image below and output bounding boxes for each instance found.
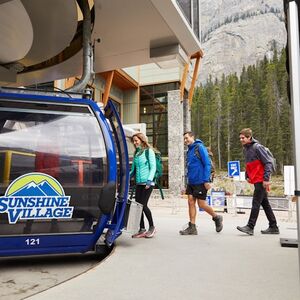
[130,132,156,238]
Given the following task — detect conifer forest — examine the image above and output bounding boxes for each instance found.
[191,48,292,174]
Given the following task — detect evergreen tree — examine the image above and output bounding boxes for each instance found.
[192,50,292,174]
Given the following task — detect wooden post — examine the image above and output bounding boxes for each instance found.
[64,77,77,90]
[103,70,114,107]
[180,61,189,101]
[188,50,203,106]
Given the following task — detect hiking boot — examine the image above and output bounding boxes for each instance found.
[132,229,146,238]
[261,227,280,234]
[145,226,156,238]
[237,225,254,235]
[179,222,198,235]
[213,215,223,232]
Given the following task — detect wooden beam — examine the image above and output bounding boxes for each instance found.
[180,61,189,101]
[100,69,138,89]
[116,69,139,88]
[191,49,204,59]
[64,77,76,89]
[102,70,114,107]
[188,51,202,106]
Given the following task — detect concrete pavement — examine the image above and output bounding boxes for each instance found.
[0,252,104,300]
[25,206,300,300]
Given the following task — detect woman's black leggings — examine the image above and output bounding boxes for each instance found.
[135,185,154,229]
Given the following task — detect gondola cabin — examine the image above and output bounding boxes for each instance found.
[0,88,129,257]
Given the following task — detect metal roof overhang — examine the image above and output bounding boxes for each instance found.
[0,0,201,87]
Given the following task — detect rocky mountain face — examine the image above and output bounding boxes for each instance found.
[198,0,287,83]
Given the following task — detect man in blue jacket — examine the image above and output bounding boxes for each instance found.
[180,131,223,235]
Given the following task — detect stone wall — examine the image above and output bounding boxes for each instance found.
[183,98,191,133]
[167,90,185,196]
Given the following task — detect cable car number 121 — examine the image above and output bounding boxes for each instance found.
[25,238,40,246]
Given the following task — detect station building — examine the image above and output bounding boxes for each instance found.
[0,0,203,196]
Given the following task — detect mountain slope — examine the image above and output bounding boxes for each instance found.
[199,0,286,83]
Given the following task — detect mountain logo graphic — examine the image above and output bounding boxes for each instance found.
[0,172,73,224]
[10,180,60,197]
[5,172,64,197]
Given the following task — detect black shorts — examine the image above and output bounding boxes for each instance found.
[186,184,208,200]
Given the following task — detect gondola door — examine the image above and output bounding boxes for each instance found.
[104,100,130,245]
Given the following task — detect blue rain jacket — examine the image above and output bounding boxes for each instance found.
[186,139,211,184]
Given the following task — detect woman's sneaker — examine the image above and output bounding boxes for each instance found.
[145,226,156,238]
[132,229,146,238]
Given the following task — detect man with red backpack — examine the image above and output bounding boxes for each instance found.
[237,128,279,235]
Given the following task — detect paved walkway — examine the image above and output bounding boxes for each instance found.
[0,252,104,300]
[27,206,300,300]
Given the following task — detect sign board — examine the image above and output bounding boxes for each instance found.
[284,165,295,196]
[228,161,240,177]
[239,171,246,181]
[211,190,226,207]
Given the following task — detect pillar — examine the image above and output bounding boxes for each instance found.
[183,98,191,133]
[168,90,185,196]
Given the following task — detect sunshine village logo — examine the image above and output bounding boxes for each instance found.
[0,173,74,224]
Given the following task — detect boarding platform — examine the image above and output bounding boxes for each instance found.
[17,204,300,300]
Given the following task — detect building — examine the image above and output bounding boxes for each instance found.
[0,0,203,196]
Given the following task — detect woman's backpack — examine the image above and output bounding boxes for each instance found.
[145,149,164,199]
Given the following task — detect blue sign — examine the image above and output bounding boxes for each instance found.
[228,161,240,177]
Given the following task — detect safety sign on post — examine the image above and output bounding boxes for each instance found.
[228,161,240,178]
[211,190,226,207]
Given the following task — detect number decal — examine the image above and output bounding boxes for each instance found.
[25,238,40,246]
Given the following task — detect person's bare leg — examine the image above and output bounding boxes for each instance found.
[188,195,197,223]
[179,194,198,235]
[197,199,217,218]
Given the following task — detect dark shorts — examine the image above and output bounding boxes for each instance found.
[186,184,208,200]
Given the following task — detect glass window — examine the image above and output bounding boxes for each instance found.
[140,83,172,188]
[141,85,154,94]
[176,0,192,25]
[141,103,154,114]
[0,100,108,235]
[176,0,200,40]
[193,0,200,39]
[110,98,121,118]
